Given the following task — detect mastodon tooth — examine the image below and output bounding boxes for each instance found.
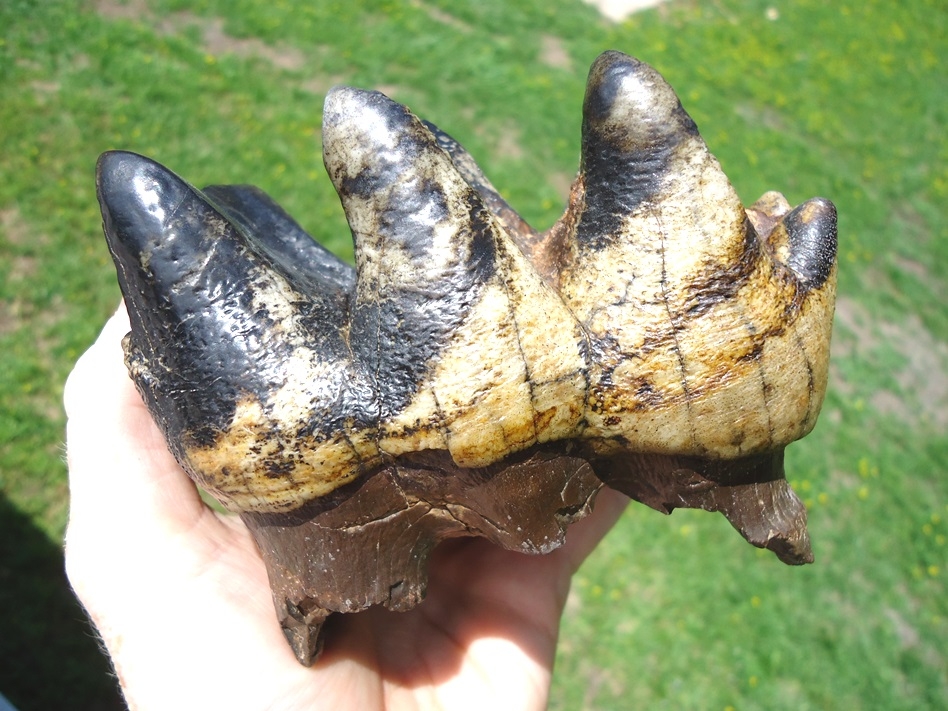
[96,50,837,665]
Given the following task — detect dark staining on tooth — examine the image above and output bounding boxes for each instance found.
[681,219,764,320]
[738,340,766,364]
[97,50,837,665]
[783,198,838,289]
[634,380,663,409]
[340,163,393,201]
[379,178,449,260]
[424,119,535,243]
[351,196,497,423]
[465,199,499,282]
[264,457,296,479]
[204,183,356,299]
[576,108,678,250]
[576,53,701,251]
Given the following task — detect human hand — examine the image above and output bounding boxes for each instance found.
[64,303,628,711]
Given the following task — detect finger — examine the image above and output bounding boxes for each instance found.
[64,302,210,545]
[63,306,314,708]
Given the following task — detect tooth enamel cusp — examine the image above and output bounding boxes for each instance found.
[96,50,837,665]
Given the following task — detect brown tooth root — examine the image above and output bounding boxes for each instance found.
[246,451,602,666]
[96,49,837,665]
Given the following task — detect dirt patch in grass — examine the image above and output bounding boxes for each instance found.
[734,101,793,135]
[549,170,575,203]
[0,301,18,338]
[833,296,948,429]
[1,208,44,337]
[884,606,921,649]
[93,0,147,20]
[0,208,67,378]
[192,16,306,70]
[1,206,51,278]
[472,119,525,166]
[30,80,60,98]
[1,207,33,247]
[94,0,306,71]
[494,120,524,162]
[580,662,626,708]
[410,0,473,32]
[540,35,572,71]
[300,74,351,95]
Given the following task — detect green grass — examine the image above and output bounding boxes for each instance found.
[1,0,945,708]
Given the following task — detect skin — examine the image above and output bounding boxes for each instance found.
[64,303,629,711]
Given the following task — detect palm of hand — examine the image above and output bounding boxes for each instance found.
[64,306,627,711]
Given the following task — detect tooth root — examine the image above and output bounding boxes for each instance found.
[698,451,813,566]
[600,451,813,565]
[714,477,814,565]
[321,87,500,418]
[275,597,329,668]
[244,450,603,666]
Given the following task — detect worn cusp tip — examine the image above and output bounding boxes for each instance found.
[97,150,190,264]
[783,197,838,289]
[583,50,698,144]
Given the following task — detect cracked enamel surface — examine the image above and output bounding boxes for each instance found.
[98,50,837,664]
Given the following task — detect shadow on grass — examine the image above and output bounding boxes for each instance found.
[0,495,124,711]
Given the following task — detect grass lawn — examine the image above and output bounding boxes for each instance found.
[1,0,945,708]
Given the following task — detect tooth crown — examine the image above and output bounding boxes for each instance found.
[97,51,836,524]
[97,51,838,663]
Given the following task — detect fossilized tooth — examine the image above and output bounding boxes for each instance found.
[96,50,837,665]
